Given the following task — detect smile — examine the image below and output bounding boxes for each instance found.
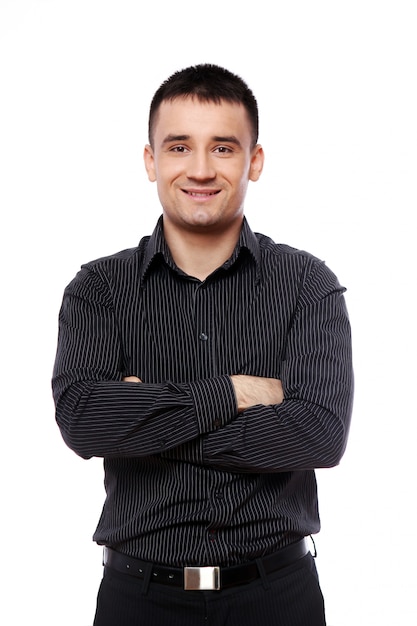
[183,190,220,198]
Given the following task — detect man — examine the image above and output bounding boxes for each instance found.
[52,64,353,626]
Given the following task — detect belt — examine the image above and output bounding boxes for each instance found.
[103,539,309,591]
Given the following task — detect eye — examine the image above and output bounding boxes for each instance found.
[170,145,189,153]
[214,146,233,154]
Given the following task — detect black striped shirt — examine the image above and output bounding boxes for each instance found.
[52,217,353,566]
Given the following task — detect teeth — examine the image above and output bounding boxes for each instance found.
[189,192,215,197]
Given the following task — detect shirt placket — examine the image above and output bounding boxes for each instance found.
[193,280,231,562]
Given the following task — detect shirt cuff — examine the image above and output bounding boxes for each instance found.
[188,375,237,434]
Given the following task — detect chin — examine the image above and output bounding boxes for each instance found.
[185,211,221,228]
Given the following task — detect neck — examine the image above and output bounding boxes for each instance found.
[163,218,243,281]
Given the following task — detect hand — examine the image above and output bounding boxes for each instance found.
[230,375,284,413]
[123,376,142,383]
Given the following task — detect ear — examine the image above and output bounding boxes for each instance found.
[249,144,264,182]
[143,144,156,182]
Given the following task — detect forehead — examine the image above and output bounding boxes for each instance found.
[152,97,252,144]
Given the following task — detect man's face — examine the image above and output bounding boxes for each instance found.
[144,97,263,234]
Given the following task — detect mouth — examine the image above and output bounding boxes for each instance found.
[182,189,221,199]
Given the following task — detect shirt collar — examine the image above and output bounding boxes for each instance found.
[140,215,261,284]
[140,216,170,282]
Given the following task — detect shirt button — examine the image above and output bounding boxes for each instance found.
[199,332,208,341]
[213,419,221,429]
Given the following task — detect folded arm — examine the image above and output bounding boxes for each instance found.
[52,267,237,459]
[202,265,354,472]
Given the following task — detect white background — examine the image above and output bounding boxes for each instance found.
[1,1,416,624]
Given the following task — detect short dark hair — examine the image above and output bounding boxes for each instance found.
[148,64,259,147]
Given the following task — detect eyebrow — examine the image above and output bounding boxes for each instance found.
[161,134,242,147]
[162,134,190,145]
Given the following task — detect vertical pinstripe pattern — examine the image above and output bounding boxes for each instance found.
[52,217,353,567]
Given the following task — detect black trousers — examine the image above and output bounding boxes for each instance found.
[93,552,326,626]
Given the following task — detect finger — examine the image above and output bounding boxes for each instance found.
[123,376,142,383]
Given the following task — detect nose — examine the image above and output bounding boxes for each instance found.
[186,150,216,181]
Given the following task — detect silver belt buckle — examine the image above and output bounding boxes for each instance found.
[184,566,220,590]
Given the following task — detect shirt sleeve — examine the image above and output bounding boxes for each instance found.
[202,259,354,472]
[52,266,237,459]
